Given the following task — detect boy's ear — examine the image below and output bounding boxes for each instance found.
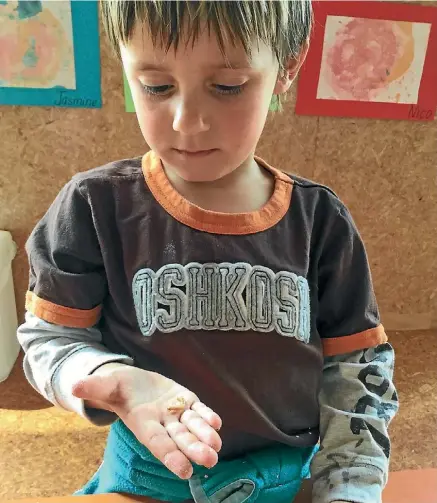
[273,39,309,94]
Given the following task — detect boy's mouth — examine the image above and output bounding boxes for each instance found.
[173,148,217,158]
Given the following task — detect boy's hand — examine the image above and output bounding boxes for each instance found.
[71,363,222,479]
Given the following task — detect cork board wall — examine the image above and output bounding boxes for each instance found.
[0,15,436,331]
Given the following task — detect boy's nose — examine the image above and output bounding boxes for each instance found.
[172,99,210,135]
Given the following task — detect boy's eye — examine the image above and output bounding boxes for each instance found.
[141,83,245,97]
[142,84,172,96]
[214,84,244,95]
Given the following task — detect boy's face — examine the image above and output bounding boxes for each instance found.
[121,23,299,182]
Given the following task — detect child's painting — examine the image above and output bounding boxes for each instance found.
[296,2,437,121]
[317,17,431,105]
[0,0,76,90]
[0,0,101,108]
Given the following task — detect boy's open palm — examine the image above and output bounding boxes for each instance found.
[71,363,222,480]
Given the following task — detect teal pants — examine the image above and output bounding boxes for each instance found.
[75,420,318,503]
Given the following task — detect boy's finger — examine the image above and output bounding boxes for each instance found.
[191,402,222,431]
[180,409,222,452]
[134,419,193,479]
[164,417,219,469]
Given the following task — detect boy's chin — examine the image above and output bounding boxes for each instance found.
[161,150,237,183]
[170,167,230,184]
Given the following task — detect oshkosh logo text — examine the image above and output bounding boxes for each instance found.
[132,263,310,341]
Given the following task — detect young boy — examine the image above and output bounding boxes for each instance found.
[17,1,399,502]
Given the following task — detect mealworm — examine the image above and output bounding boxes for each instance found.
[167,396,187,413]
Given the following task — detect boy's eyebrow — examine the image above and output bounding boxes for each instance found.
[135,62,252,72]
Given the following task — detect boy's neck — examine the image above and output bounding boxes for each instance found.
[162,155,275,214]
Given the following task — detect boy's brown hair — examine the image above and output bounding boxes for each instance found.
[100,0,312,111]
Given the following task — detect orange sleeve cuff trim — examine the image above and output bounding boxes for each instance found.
[25,291,101,329]
[322,324,388,357]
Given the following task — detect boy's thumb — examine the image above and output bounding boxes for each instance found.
[71,373,118,405]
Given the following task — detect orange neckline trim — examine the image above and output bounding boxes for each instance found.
[142,150,293,235]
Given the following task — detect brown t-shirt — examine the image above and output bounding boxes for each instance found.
[25,150,387,459]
